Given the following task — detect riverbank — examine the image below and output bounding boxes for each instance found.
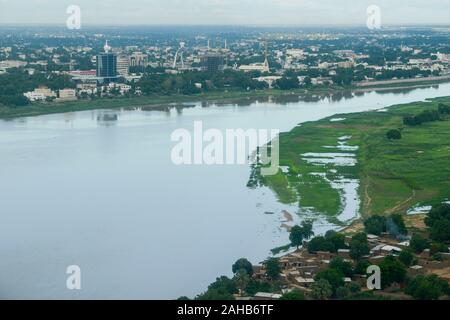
[251,96,450,223]
[1,78,450,120]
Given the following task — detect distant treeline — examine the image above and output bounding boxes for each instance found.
[403,103,450,126]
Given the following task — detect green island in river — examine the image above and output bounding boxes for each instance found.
[249,96,450,225]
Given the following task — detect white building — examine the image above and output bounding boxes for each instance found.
[238,62,269,73]
[0,60,28,69]
[23,87,56,102]
[253,76,282,88]
[57,89,77,101]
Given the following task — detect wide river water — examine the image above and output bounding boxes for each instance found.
[1,84,450,299]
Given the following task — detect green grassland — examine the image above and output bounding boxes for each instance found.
[250,97,450,219]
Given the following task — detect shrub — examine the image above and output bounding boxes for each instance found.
[364,215,387,235]
[438,103,450,114]
[405,275,450,300]
[410,234,429,254]
[386,129,402,140]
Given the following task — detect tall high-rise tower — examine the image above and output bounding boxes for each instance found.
[97,40,118,83]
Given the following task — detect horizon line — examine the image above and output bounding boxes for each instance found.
[1,23,450,28]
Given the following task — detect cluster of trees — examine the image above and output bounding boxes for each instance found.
[364,214,408,237]
[274,77,300,90]
[403,109,441,126]
[438,103,450,115]
[307,230,347,254]
[313,252,447,300]
[387,104,450,137]
[312,257,362,300]
[137,69,268,96]
[425,204,450,243]
[405,204,450,261]
[0,68,75,107]
[194,257,283,300]
[405,274,450,300]
[289,221,314,249]
[348,233,371,261]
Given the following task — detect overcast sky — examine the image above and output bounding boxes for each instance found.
[0,0,449,26]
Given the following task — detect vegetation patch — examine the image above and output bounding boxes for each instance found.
[249,97,450,218]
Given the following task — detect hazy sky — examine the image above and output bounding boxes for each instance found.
[0,0,449,26]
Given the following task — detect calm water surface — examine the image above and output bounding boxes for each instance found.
[1,84,449,299]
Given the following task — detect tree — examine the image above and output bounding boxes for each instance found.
[265,258,281,280]
[196,289,235,300]
[347,282,362,294]
[429,220,450,243]
[0,94,30,107]
[430,242,449,255]
[329,257,354,277]
[233,269,250,296]
[196,275,237,300]
[245,280,275,296]
[410,234,429,254]
[280,290,305,300]
[425,204,450,242]
[315,268,345,293]
[364,215,387,235]
[310,279,333,300]
[207,276,238,295]
[290,221,315,249]
[300,220,315,240]
[387,214,408,237]
[405,275,450,300]
[308,231,345,254]
[325,230,347,251]
[232,258,253,276]
[386,129,402,140]
[354,260,371,275]
[350,234,370,261]
[398,249,415,267]
[350,241,370,260]
[438,103,450,115]
[289,225,304,249]
[308,236,335,253]
[336,286,351,300]
[352,232,368,243]
[403,109,441,126]
[275,77,299,90]
[379,256,407,288]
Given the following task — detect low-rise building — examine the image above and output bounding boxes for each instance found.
[57,89,77,101]
[23,87,57,102]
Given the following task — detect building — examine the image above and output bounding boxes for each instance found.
[23,86,57,102]
[0,60,28,69]
[253,76,282,88]
[97,41,118,83]
[129,52,148,69]
[57,89,77,101]
[238,41,270,73]
[200,54,224,72]
[117,54,130,76]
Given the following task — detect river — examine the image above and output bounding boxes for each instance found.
[0,84,449,299]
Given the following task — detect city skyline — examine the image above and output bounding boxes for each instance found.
[0,0,449,26]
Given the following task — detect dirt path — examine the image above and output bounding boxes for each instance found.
[362,174,372,216]
[385,189,417,215]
